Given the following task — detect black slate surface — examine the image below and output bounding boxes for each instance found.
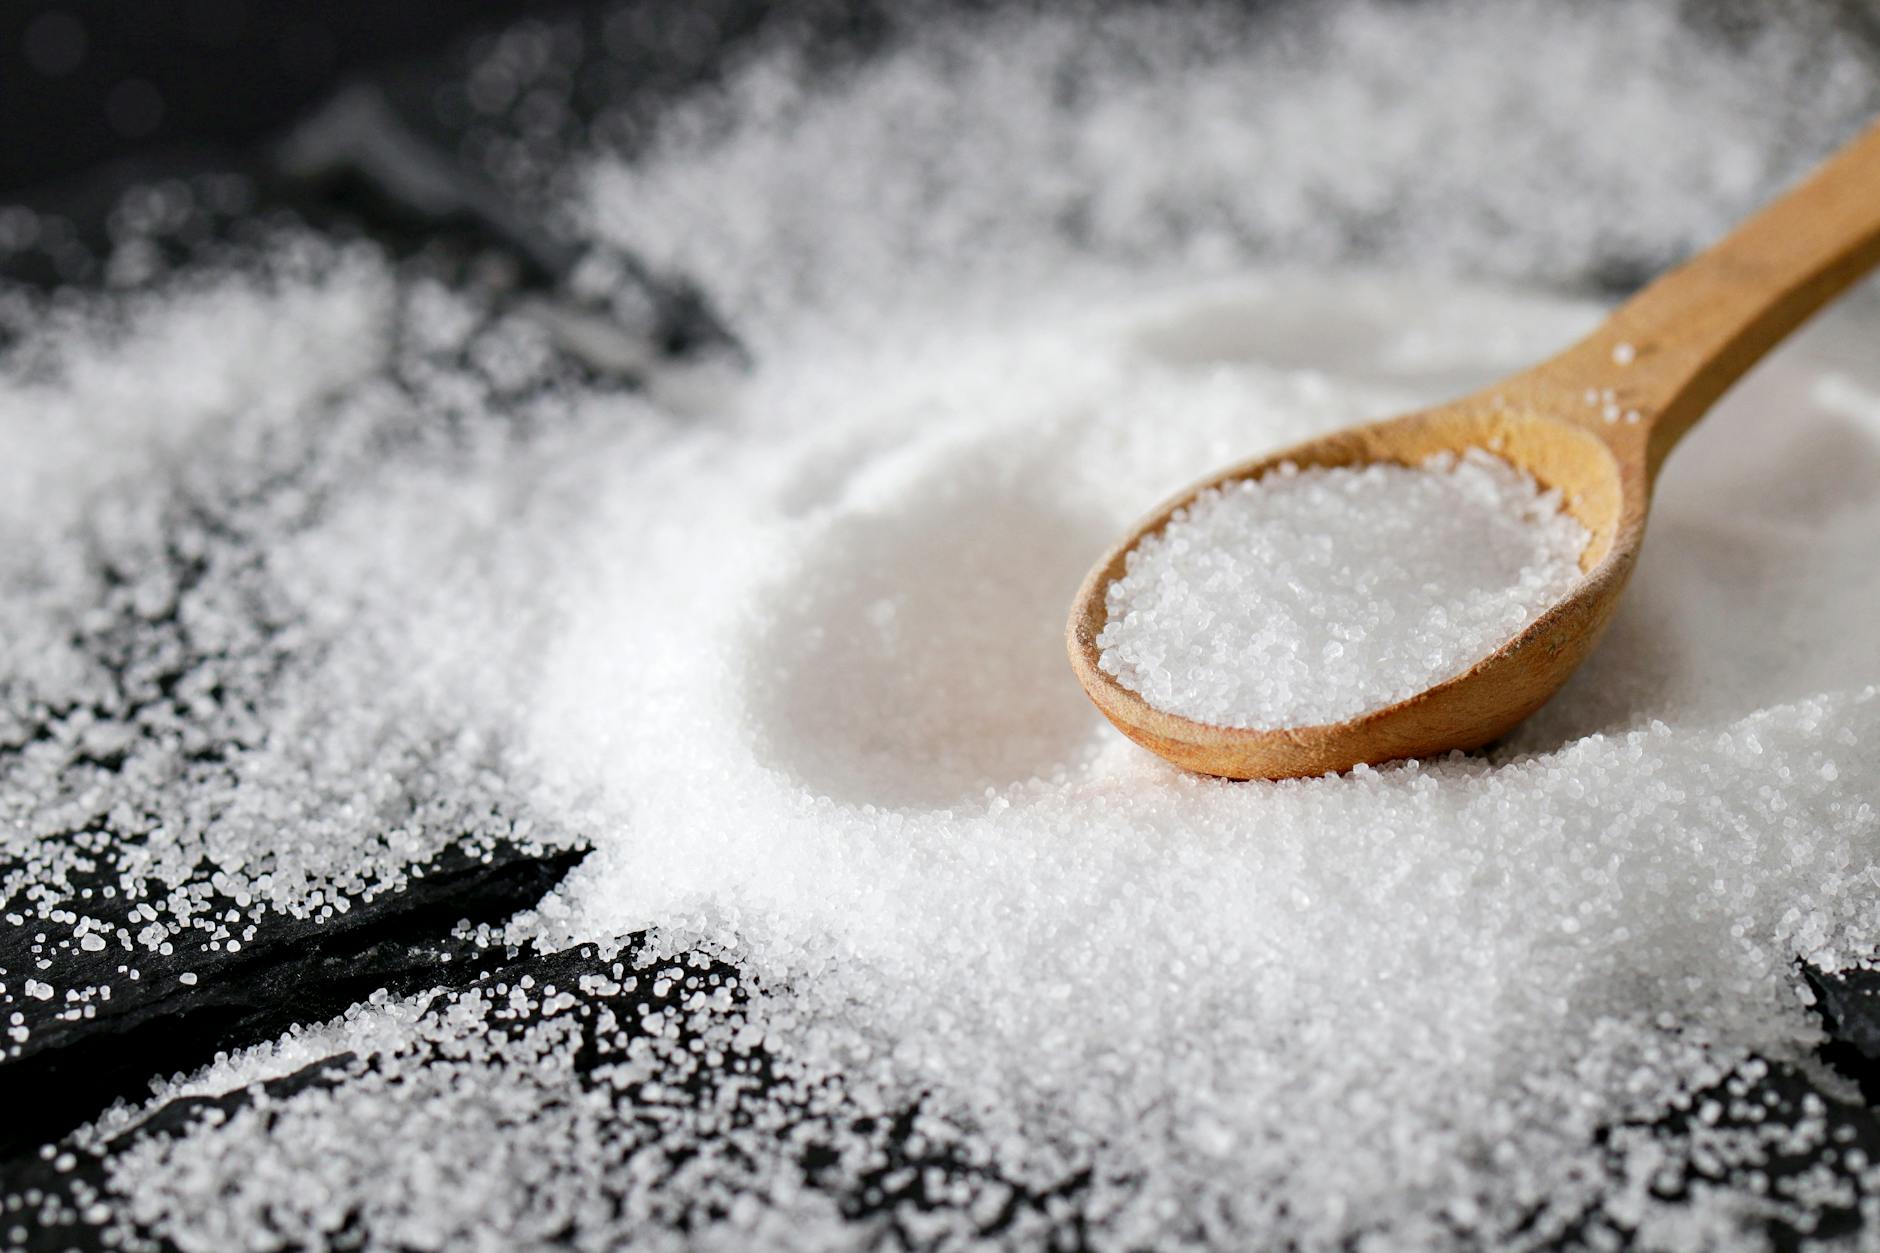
[0,841,587,1158]
[4,3,1880,1248]
[8,937,1880,1251]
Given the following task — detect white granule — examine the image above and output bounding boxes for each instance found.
[508,273,1880,1247]
[9,2,1880,1250]
[1095,450,1588,729]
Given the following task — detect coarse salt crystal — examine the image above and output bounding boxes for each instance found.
[1096,450,1586,728]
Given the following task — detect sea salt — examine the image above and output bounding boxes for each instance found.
[1095,450,1587,729]
[3,1,1879,1249]
[502,266,1880,1244]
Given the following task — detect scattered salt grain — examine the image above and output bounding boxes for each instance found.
[5,1,1880,1250]
[1095,450,1587,729]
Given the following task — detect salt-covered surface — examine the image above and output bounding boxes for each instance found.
[1096,451,1589,729]
[3,1,1880,1250]
[506,277,1880,1249]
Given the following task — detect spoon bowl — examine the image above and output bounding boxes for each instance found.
[1069,401,1635,779]
[1069,119,1880,779]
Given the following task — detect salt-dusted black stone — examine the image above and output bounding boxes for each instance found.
[3,5,1880,1250]
[1,1055,352,1253]
[1809,966,1880,1063]
[1806,965,1880,1108]
[1533,1059,1880,1251]
[0,938,1094,1251]
[0,842,586,1157]
[10,938,1880,1251]
[0,282,593,1157]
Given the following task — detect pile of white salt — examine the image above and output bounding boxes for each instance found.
[1096,450,1588,728]
[512,272,1880,1249]
[3,2,1879,1249]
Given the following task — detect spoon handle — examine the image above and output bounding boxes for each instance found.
[1538,118,1880,478]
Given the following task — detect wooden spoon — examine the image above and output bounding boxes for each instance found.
[1067,119,1880,780]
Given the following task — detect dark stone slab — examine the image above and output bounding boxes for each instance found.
[0,842,586,1158]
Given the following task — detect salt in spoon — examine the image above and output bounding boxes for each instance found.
[1068,119,1880,780]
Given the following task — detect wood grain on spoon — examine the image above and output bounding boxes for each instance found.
[1068,118,1880,780]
